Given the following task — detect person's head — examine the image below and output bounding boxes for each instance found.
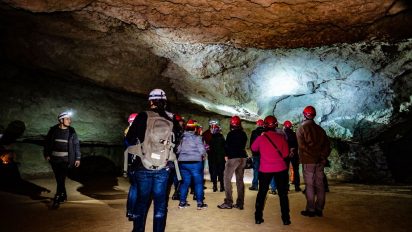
[58,111,72,128]
[175,114,185,127]
[264,115,278,131]
[303,105,316,120]
[208,119,219,128]
[256,119,264,128]
[185,119,197,132]
[128,113,138,125]
[230,115,241,130]
[211,124,221,134]
[283,120,292,129]
[148,89,167,111]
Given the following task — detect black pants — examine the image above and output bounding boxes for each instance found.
[50,159,68,196]
[255,170,290,221]
[209,162,225,188]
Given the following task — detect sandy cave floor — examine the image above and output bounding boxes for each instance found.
[0,175,411,232]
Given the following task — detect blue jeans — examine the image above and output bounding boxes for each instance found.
[133,168,170,232]
[179,162,204,204]
[127,171,138,219]
[270,177,277,191]
[251,156,260,188]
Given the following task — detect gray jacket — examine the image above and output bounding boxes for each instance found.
[177,131,206,162]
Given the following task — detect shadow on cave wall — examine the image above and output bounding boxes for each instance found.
[68,155,127,200]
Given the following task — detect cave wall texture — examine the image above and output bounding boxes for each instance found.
[1,0,412,182]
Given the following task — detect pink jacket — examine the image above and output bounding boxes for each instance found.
[251,130,289,173]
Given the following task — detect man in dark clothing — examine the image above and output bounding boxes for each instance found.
[44,111,81,209]
[125,89,177,232]
[283,120,301,192]
[217,116,248,210]
[297,106,331,217]
[208,124,226,192]
[249,119,265,191]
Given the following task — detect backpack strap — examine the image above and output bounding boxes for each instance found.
[263,133,284,159]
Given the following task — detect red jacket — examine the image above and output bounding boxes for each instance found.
[251,130,289,173]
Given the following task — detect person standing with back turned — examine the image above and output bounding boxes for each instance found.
[217,116,248,210]
[297,105,331,217]
[126,89,177,232]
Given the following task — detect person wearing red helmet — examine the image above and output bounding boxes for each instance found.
[176,119,208,210]
[251,115,291,225]
[248,119,265,191]
[283,120,301,192]
[297,106,331,217]
[217,115,248,210]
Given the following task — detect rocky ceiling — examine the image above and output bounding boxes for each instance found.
[1,0,412,141]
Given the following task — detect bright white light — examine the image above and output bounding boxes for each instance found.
[265,72,299,97]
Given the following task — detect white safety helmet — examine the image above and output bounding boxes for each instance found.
[58,111,72,120]
[148,89,167,100]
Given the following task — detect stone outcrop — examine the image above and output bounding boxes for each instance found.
[1,0,412,182]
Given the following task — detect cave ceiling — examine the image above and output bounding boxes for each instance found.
[1,0,412,141]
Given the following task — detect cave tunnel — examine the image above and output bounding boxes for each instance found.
[0,1,412,232]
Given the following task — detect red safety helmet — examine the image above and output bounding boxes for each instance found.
[128,113,138,124]
[256,119,264,127]
[185,119,197,130]
[175,114,184,122]
[264,116,278,128]
[230,116,241,127]
[303,106,316,119]
[283,120,292,128]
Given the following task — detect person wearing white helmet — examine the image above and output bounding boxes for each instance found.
[125,89,177,232]
[44,111,81,209]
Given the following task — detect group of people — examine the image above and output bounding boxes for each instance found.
[43,88,331,232]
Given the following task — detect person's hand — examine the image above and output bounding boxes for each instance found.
[74,160,80,167]
[45,156,50,161]
[224,156,228,162]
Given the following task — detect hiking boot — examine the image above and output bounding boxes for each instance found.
[249,186,258,191]
[233,204,244,210]
[178,202,190,209]
[220,187,225,192]
[197,203,208,210]
[51,195,61,209]
[217,203,232,209]
[295,187,302,192]
[255,218,264,224]
[301,210,316,217]
[282,215,291,225]
[315,209,323,217]
[59,193,67,203]
[269,190,277,195]
[172,192,180,200]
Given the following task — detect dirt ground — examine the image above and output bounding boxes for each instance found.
[0,176,411,232]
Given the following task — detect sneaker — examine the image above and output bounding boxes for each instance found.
[301,210,316,217]
[249,186,258,191]
[197,203,208,210]
[178,202,190,209]
[217,203,232,209]
[233,204,244,210]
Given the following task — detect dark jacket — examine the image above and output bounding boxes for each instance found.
[225,128,248,159]
[250,127,265,157]
[209,132,226,165]
[284,128,299,161]
[44,125,81,167]
[296,119,331,164]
